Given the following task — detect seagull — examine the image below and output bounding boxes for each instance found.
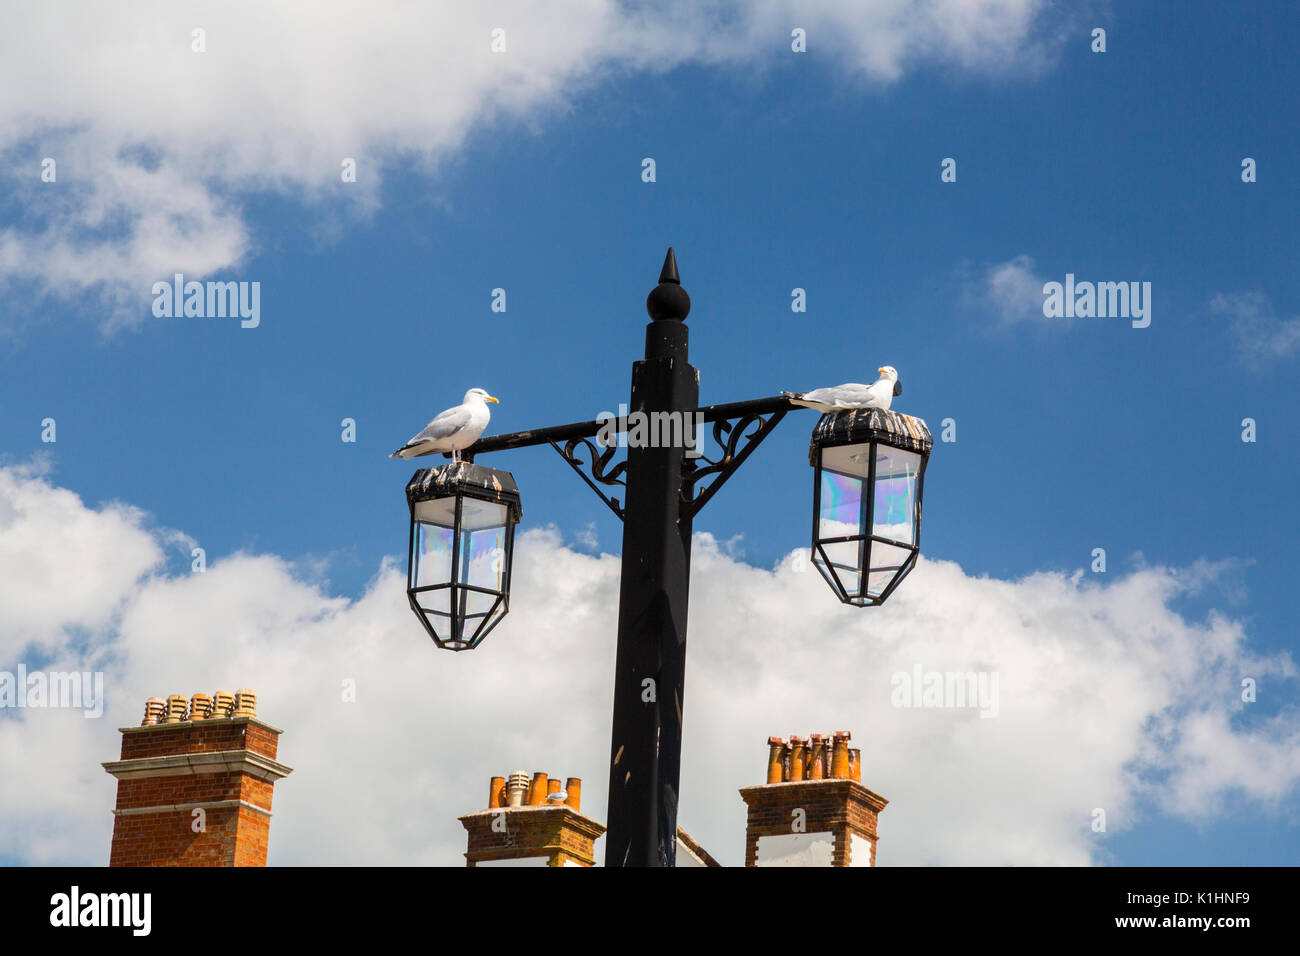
[782,366,901,413]
[389,387,499,461]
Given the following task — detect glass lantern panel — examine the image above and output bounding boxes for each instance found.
[414,586,452,618]
[452,584,500,619]
[472,601,509,645]
[419,611,447,643]
[816,540,862,596]
[458,499,509,533]
[413,522,454,589]
[458,526,506,594]
[413,495,458,529]
[866,570,896,598]
[818,469,866,539]
[870,540,912,574]
[819,443,874,479]
[872,447,920,545]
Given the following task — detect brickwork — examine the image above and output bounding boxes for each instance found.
[103,692,291,867]
[740,732,888,867]
[460,771,605,866]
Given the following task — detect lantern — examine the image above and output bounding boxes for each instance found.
[405,462,522,650]
[808,408,932,606]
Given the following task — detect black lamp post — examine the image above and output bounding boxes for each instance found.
[401,248,929,864]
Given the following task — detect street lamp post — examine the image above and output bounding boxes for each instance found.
[401,248,929,865]
[604,250,697,867]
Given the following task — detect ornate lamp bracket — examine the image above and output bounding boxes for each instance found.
[680,407,788,519]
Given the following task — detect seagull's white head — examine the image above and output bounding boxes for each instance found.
[877,365,899,381]
[464,387,500,405]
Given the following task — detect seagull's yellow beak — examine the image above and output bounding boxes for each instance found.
[877,367,886,373]
[485,395,500,404]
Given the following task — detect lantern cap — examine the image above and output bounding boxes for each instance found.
[808,408,932,465]
[406,461,522,523]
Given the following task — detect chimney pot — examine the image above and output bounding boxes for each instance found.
[831,732,850,779]
[506,771,530,807]
[564,777,582,812]
[809,734,826,780]
[488,776,506,810]
[788,737,806,781]
[188,693,212,721]
[849,748,862,782]
[527,772,548,806]
[163,694,188,723]
[141,697,165,726]
[212,690,235,719]
[232,688,257,719]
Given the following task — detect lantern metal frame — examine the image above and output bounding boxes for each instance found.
[808,407,932,607]
[405,462,523,651]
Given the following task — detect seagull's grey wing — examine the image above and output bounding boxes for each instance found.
[817,384,874,404]
[411,406,473,443]
[893,380,902,397]
[798,386,841,404]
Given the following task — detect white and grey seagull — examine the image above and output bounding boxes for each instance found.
[782,366,901,413]
[390,387,499,461]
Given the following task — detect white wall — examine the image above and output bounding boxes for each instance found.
[850,834,874,867]
[754,832,835,866]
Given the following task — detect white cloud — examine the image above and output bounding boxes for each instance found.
[0,1,1058,328]
[970,253,1052,326]
[1,464,1297,866]
[0,460,162,654]
[1210,291,1300,366]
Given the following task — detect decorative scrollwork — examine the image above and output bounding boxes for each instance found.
[681,409,786,518]
[550,437,628,520]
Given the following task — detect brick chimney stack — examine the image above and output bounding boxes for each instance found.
[460,772,605,866]
[739,731,887,866]
[102,689,293,867]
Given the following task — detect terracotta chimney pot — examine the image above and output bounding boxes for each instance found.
[831,731,851,779]
[788,737,806,781]
[809,734,826,780]
[527,771,548,806]
[766,737,786,784]
[163,694,188,723]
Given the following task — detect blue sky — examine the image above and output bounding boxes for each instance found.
[1,1,1297,866]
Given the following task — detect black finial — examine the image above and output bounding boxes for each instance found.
[646,246,690,321]
[659,247,680,285]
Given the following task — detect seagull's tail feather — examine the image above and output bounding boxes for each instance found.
[782,390,819,410]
